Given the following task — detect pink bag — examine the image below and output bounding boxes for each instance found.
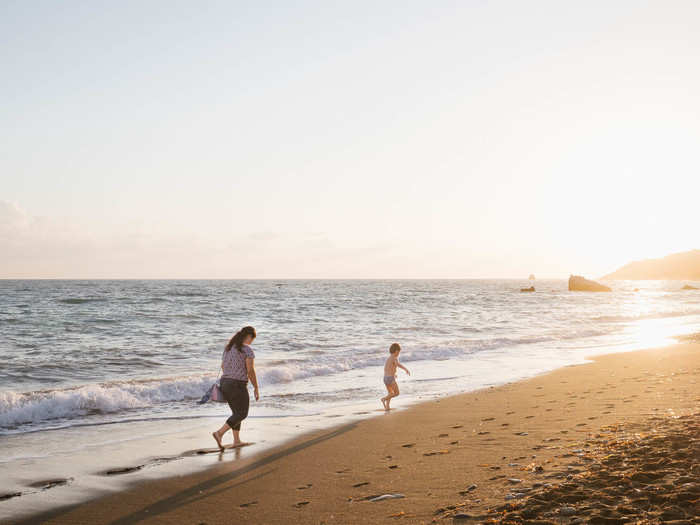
[210,382,225,402]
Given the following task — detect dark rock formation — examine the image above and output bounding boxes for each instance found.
[568,275,611,292]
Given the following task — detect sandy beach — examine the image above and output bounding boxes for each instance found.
[6,2,700,522]
[8,342,698,525]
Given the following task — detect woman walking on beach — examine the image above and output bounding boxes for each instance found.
[212,326,260,450]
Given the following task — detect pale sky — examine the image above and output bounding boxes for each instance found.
[2,1,699,279]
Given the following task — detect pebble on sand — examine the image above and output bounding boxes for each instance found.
[367,493,405,502]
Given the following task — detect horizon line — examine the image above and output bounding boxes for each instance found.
[0,276,615,281]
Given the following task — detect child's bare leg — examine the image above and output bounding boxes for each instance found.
[381,384,392,410]
[386,383,400,409]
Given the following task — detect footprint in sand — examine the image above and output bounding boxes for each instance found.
[458,484,478,495]
[352,482,370,488]
[438,433,449,437]
[402,443,415,448]
[477,431,490,435]
[482,417,495,422]
[297,484,312,490]
[588,416,597,420]
[294,501,310,508]
[506,411,515,415]
[28,478,73,490]
[388,465,399,469]
[452,425,463,429]
[104,465,144,475]
[525,415,535,419]
[501,423,509,427]
[240,501,258,507]
[576,423,586,427]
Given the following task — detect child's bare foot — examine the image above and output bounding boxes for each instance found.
[212,431,224,451]
[232,441,250,448]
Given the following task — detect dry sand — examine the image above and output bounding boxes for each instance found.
[8,343,698,525]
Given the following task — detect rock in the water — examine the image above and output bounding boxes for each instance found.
[681,284,698,290]
[520,286,535,292]
[560,506,577,516]
[568,275,611,292]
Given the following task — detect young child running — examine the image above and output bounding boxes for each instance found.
[381,343,410,411]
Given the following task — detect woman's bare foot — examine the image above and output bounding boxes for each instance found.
[232,441,250,448]
[381,398,388,410]
[212,431,224,451]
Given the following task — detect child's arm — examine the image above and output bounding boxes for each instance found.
[397,360,411,376]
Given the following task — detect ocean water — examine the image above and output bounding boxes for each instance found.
[1,279,699,518]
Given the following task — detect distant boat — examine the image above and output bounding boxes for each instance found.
[520,286,535,292]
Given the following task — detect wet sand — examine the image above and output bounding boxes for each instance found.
[6,342,698,525]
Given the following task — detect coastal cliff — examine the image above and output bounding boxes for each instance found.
[602,249,700,280]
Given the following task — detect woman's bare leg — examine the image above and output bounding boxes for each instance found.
[213,422,231,450]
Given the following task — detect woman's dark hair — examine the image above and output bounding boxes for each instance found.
[225,326,257,353]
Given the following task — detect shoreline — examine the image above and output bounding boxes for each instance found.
[5,341,698,525]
